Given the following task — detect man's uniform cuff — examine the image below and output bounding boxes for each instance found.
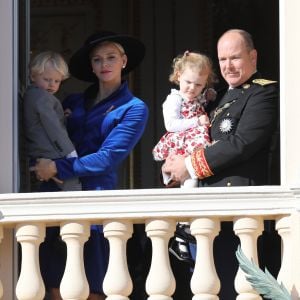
[190,148,213,179]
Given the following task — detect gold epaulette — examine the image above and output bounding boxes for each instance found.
[252,79,277,86]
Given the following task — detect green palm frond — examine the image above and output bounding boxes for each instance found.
[235,245,291,300]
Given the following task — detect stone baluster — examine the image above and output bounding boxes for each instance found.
[289,211,300,298]
[276,215,291,292]
[103,220,133,300]
[234,217,263,300]
[145,219,176,300]
[190,217,220,300]
[60,221,90,300]
[0,226,3,299]
[15,223,45,300]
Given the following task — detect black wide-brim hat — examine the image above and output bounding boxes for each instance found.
[69,31,146,82]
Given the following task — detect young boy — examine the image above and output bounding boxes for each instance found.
[24,50,81,191]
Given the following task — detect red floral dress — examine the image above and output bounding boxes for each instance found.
[153,94,211,161]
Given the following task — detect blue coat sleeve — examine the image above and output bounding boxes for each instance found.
[55,100,149,179]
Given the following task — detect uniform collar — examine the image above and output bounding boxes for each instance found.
[218,72,261,106]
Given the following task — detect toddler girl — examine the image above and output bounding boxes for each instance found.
[153,50,216,188]
[153,50,217,265]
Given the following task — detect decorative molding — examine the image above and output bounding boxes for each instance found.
[0,186,296,223]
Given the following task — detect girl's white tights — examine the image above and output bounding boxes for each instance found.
[181,178,198,188]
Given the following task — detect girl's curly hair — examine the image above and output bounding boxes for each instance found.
[169,51,217,88]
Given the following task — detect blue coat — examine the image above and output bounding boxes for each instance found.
[55,81,149,190]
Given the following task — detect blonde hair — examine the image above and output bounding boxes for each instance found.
[169,51,216,87]
[29,51,69,80]
[90,41,125,57]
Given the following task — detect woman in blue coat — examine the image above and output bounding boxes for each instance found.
[35,31,149,300]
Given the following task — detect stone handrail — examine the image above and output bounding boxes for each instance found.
[0,186,300,299]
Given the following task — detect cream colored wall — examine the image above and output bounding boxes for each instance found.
[0,2,19,299]
[0,0,18,193]
[280,0,300,186]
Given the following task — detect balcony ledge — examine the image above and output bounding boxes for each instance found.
[0,185,298,224]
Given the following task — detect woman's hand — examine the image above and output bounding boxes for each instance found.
[34,158,62,183]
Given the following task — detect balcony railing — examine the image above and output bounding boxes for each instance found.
[0,185,299,300]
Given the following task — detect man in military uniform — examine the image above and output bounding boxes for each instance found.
[163,29,280,298]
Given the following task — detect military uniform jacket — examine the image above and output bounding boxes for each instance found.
[24,85,75,159]
[197,73,278,187]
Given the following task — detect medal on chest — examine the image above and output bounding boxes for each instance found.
[211,100,236,125]
[219,117,234,134]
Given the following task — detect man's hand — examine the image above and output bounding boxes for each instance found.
[162,154,190,183]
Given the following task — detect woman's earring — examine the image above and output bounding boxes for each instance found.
[122,65,126,68]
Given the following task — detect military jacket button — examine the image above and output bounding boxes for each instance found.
[227,182,232,187]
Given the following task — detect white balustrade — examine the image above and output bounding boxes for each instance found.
[59,221,90,300]
[145,219,176,300]
[0,186,297,299]
[15,223,45,300]
[289,211,300,299]
[276,215,292,292]
[103,220,133,300]
[190,217,220,300]
[234,217,263,300]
